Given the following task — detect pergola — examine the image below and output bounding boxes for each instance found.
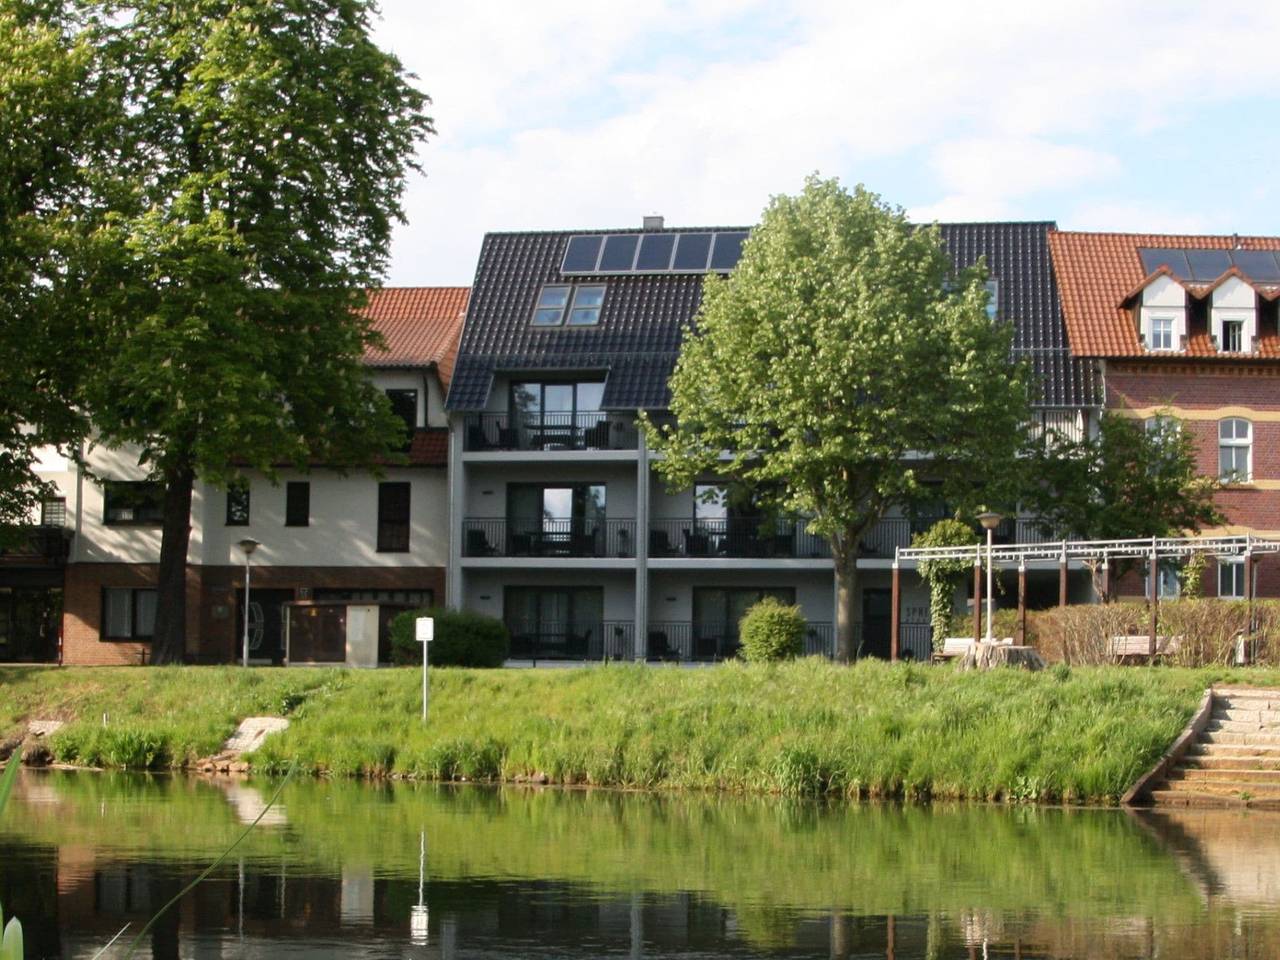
[887,534,1280,661]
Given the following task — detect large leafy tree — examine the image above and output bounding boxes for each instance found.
[1025,412,1222,591]
[0,2,107,538]
[70,0,433,662]
[649,177,1031,661]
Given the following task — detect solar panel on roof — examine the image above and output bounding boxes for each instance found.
[1138,248,1191,278]
[1230,250,1280,283]
[1185,248,1232,282]
[599,234,639,272]
[635,233,676,271]
[562,235,602,273]
[673,233,712,270]
[710,231,747,271]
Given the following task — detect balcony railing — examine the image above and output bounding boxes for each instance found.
[464,413,639,452]
[644,619,933,662]
[505,619,635,661]
[0,524,72,567]
[647,519,830,559]
[463,518,636,558]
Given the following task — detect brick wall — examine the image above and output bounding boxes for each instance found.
[1113,556,1280,599]
[1108,361,1280,534]
[63,562,445,665]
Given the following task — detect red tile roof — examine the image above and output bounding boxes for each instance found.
[361,287,469,390]
[1049,231,1280,358]
[407,428,448,467]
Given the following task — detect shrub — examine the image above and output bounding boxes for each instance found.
[389,607,510,667]
[738,598,806,662]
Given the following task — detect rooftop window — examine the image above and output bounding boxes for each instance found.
[531,283,605,327]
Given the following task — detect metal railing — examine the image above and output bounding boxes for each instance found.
[464,412,639,451]
[505,619,635,661]
[859,517,949,557]
[0,525,73,567]
[647,518,830,559]
[643,619,933,662]
[463,518,636,558]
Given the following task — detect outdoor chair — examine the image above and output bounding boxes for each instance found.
[465,528,498,556]
[582,421,611,450]
[649,528,673,556]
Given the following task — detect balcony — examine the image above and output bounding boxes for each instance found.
[463,518,636,558]
[464,413,639,452]
[644,620,933,662]
[505,619,635,661]
[647,519,830,560]
[859,516,1066,558]
[0,525,73,568]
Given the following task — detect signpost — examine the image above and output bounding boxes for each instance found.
[416,617,434,722]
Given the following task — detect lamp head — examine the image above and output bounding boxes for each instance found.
[236,537,261,557]
[976,511,1003,532]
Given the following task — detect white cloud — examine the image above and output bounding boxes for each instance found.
[370,0,1280,284]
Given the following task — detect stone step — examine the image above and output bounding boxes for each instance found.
[1216,697,1280,713]
[1148,789,1280,809]
[1169,767,1280,785]
[1203,730,1280,746]
[1205,719,1280,733]
[1212,707,1280,724]
[1181,755,1280,771]
[1189,742,1280,758]
[1159,777,1280,798]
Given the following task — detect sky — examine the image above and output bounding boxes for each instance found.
[372,1,1280,287]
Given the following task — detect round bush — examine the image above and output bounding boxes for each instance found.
[738,597,806,662]
[389,607,510,667]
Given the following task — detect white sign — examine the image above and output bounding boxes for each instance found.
[416,617,434,643]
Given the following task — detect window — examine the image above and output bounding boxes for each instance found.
[1221,319,1244,353]
[509,380,606,448]
[504,586,604,658]
[385,388,418,451]
[1149,316,1174,350]
[102,587,157,640]
[1219,418,1252,482]
[984,279,999,320]
[225,485,250,526]
[377,482,411,552]
[40,497,66,527]
[1219,559,1245,599]
[103,481,164,526]
[531,284,605,326]
[531,285,572,326]
[285,481,310,526]
[507,483,606,556]
[567,285,605,325]
[1143,563,1181,600]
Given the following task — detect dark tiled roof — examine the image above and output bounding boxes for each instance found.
[361,287,469,391]
[1049,230,1280,358]
[447,222,1099,412]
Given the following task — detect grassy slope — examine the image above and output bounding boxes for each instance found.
[4,660,1277,802]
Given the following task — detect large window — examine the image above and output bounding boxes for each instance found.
[385,389,418,450]
[225,485,250,526]
[531,283,606,327]
[510,380,606,449]
[507,483,606,556]
[1219,418,1252,482]
[504,586,604,658]
[531,285,572,326]
[1143,563,1181,600]
[692,587,796,657]
[103,481,164,526]
[102,587,157,640]
[377,482,411,552]
[566,285,605,325]
[285,481,311,527]
[1219,559,1245,599]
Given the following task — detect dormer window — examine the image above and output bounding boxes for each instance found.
[1222,319,1243,353]
[1149,316,1174,350]
[1210,275,1256,353]
[531,283,605,327]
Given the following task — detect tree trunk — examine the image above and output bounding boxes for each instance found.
[834,548,859,663]
[151,462,195,665]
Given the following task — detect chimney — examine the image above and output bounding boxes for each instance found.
[643,214,664,231]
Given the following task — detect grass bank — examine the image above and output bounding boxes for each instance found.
[3,660,1277,802]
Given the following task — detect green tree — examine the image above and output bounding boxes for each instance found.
[1024,411,1223,595]
[648,177,1031,661]
[912,518,979,650]
[73,0,433,662]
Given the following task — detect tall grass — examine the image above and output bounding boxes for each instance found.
[6,661,1266,802]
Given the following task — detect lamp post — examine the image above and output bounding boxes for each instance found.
[237,538,260,667]
[976,512,1003,644]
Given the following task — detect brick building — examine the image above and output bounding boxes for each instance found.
[1050,232,1280,598]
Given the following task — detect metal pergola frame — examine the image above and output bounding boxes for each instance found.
[885,535,1277,661]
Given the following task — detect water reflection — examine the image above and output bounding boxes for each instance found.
[2,770,1279,958]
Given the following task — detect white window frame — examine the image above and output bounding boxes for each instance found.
[1221,318,1244,353]
[1144,563,1181,600]
[531,284,572,326]
[1148,315,1175,351]
[1218,558,1245,599]
[566,285,606,326]
[1144,414,1181,446]
[1218,417,1252,483]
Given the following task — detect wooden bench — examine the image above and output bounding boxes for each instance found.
[932,637,1015,663]
[1108,635,1182,660]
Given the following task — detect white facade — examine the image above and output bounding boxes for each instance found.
[1138,274,1188,351]
[1210,275,1257,354]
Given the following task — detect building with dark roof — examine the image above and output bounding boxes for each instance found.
[445,219,1099,662]
[1050,230,1280,600]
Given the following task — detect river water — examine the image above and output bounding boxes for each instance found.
[1,769,1278,958]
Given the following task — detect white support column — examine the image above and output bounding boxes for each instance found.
[634,421,649,660]
[446,415,466,609]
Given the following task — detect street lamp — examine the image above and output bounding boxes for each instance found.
[237,538,260,667]
[976,512,1003,644]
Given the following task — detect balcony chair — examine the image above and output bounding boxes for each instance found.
[649,528,674,557]
[582,420,611,450]
[465,528,498,556]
